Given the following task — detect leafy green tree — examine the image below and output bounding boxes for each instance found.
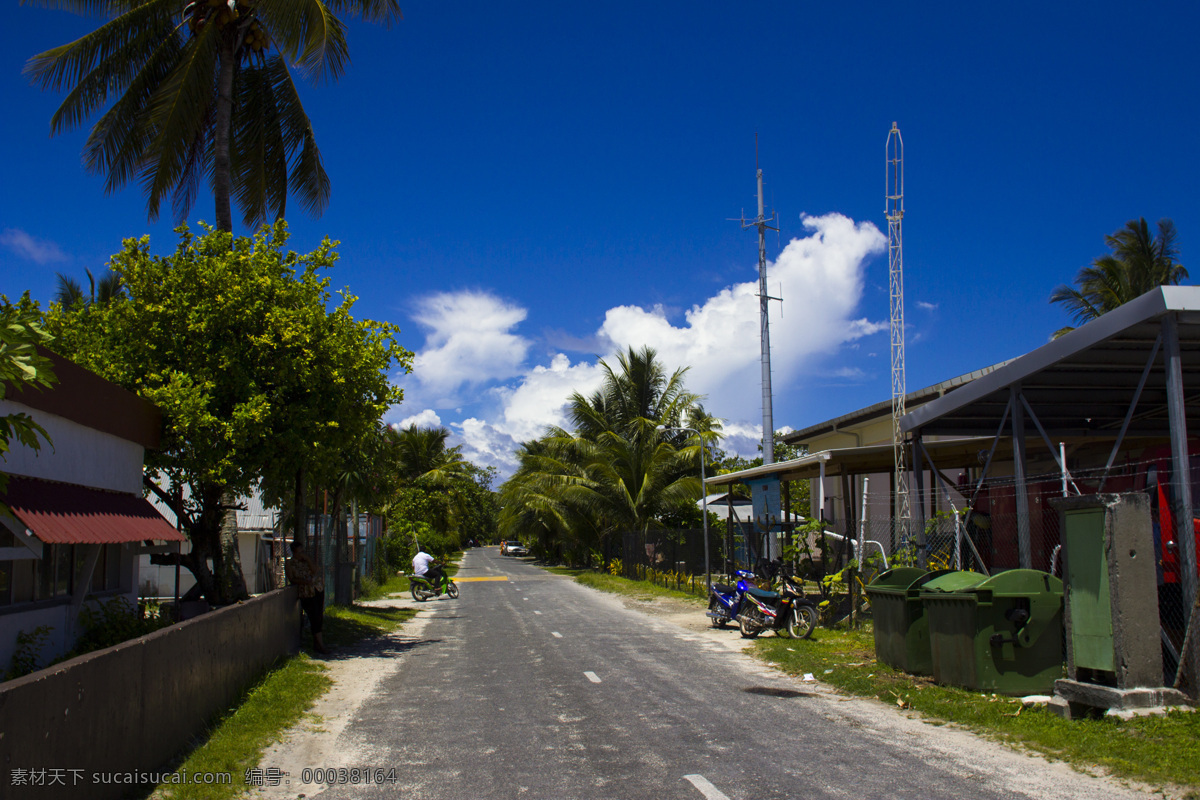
[24,0,401,232]
[1051,218,1188,337]
[379,424,493,549]
[0,296,57,509]
[45,222,411,604]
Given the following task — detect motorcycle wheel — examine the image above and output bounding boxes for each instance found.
[738,614,762,639]
[411,585,426,602]
[447,582,460,599]
[787,604,818,640]
[708,598,729,628]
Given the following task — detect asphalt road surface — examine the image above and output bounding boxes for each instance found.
[283,548,1152,800]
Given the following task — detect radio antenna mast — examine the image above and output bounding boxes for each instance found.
[738,138,780,464]
[886,122,912,539]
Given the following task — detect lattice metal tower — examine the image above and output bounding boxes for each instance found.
[886,122,911,537]
[739,153,780,465]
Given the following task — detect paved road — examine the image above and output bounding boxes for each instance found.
[287,548,1151,800]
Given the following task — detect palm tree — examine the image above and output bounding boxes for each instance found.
[24,0,401,232]
[499,347,721,562]
[387,424,472,487]
[54,268,124,309]
[1050,218,1187,337]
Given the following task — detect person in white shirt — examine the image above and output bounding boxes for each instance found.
[412,548,443,590]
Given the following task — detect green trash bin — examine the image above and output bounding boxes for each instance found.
[865,567,953,675]
[922,569,1064,696]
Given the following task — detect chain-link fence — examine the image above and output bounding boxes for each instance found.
[295,511,388,607]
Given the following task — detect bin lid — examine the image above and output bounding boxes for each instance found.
[973,568,1063,596]
[919,570,986,595]
[866,566,927,591]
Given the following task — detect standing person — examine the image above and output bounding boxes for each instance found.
[286,540,330,654]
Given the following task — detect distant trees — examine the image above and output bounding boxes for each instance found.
[1051,218,1188,337]
[378,424,498,560]
[24,0,402,232]
[45,223,412,604]
[499,346,720,565]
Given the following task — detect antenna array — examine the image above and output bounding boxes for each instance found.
[886,122,911,539]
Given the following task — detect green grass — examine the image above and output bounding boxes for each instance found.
[149,602,416,800]
[148,656,330,800]
[572,570,706,606]
[753,628,1200,797]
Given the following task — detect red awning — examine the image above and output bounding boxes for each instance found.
[2,476,185,544]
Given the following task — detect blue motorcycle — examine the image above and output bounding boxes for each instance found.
[706,569,759,628]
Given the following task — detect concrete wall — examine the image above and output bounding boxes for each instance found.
[0,587,300,800]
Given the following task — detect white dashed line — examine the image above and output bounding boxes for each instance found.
[533,610,542,615]
[584,671,601,683]
[683,774,731,800]
[551,632,562,638]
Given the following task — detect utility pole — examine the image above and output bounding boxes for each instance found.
[886,122,912,544]
[739,140,780,465]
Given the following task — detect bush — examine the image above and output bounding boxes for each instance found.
[73,596,171,654]
[5,626,52,680]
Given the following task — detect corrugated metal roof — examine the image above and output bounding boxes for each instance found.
[902,286,1200,437]
[782,361,1012,445]
[2,475,185,544]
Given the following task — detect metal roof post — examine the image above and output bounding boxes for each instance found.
[1163,314,1197,618]
[913,429,927,568]
[1011,384,1032,569]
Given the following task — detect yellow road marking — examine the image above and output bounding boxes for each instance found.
[453,576,510,582]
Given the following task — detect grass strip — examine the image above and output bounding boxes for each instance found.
[148,656,330,800]
[150,602,415,800]
[571,570,706,606]
[753,629,1200,797]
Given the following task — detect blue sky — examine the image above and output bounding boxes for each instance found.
[3,1,1199,479]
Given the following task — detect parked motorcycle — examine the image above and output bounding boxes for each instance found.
[734,573,818,640]
[706,569,757,628]
[409,568,460,601]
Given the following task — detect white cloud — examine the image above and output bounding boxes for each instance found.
[917,300,938,311]
[495,354,604,443]
[397,212,887,480]
[595,212,887,426]
[0,229,67,264]
[403,290,530,405]
[454,418,522,475]
[396,409,442,429]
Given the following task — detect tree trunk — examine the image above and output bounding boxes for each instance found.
[218,491,250,602]
[213,35,236,232]
[293,467,306,548]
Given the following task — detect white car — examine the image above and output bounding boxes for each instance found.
[503,541,528,557]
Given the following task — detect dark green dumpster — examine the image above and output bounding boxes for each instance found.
[921,569,1064,696]
[865,567,954,675]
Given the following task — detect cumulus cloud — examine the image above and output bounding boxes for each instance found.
[493,354,604,444]
[394,213,887,479]
[403,290,530,406]
[396,409,442,429]
[594,212,887,419]
[1,229,67,264]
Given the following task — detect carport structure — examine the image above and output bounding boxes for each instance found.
[902,286,1200,694]
[903,287,1199,592]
